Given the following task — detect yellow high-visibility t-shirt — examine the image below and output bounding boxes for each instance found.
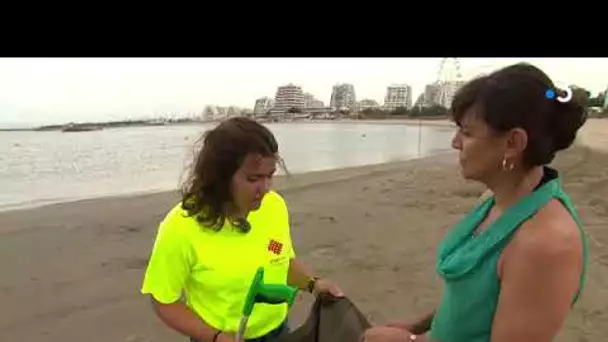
[141,190,296,339]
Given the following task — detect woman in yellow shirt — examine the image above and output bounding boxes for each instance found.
[141,117,343,342]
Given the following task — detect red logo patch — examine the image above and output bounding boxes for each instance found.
[268,239,283,255]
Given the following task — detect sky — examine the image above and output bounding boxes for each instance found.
[0,58,607,127]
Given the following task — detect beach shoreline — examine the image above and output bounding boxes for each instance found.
[1,119,607,341]
[0,117,456,132]
[5,116,599,215]
[1,119,457,214]
[0,148,454,215]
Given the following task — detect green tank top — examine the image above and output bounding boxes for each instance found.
[429,169,588,342]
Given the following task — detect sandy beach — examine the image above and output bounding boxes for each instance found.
[1,119,608,342]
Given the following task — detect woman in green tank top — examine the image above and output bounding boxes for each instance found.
[363,63,589,342]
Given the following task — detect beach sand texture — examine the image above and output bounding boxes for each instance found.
[1,119,607,342]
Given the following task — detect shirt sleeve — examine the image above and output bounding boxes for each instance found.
[141,209,195,304]
[277,192,296,259]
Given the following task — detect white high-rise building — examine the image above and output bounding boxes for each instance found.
[383,84,413,111]
[424,84,441,107]
[270,84,305,117]
[603,87,608,109]
[253,97,275,116]
[437,81,465,109]
[203,105,227,120]
[357,99,380,111]
[330,83,356,111]
[203,105,250,120]
[304,93,324,108]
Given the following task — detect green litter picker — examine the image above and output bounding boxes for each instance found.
[235,267,298,342]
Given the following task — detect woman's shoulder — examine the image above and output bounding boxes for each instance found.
[261,190,288,210]
[163,202,191,222]
[509,199,582,264]
[157,202,201,235]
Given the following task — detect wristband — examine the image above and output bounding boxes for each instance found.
[212,330,222,342]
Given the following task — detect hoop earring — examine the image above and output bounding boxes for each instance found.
[502,157,514,171]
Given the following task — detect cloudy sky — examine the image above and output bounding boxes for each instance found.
[0,58,606,127]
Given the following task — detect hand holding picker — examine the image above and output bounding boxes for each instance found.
[235,267,298,342]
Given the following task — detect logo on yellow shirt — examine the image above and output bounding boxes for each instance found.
[268,239,283,255]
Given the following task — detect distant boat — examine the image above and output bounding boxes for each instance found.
[61,123,103,132]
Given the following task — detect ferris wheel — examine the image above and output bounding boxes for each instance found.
[436,57,463,84]
[434,58,464,108]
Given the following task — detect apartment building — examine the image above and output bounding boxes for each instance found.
[203,105,250,120]
[270,84,305,117]
[304,93,324,108]
[330,83,356,111]
[437,81,465,108]
[424,84,440,107]
[356,99,380,111]
[383,84,412,111]
[253,97,275,116]
[203,105,226,120]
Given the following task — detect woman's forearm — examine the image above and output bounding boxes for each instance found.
[287,258,315,291]
[152,299,219,341]
[389,310,436,334]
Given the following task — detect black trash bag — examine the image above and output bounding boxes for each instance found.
[273,294,372,342]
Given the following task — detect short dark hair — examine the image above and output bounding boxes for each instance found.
[180,117,281,230]
[451,62,588,167]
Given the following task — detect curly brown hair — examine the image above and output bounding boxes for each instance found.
[180,117,284,230]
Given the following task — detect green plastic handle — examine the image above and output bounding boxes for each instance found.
[256,284,298,306]
[242,267,298,316]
